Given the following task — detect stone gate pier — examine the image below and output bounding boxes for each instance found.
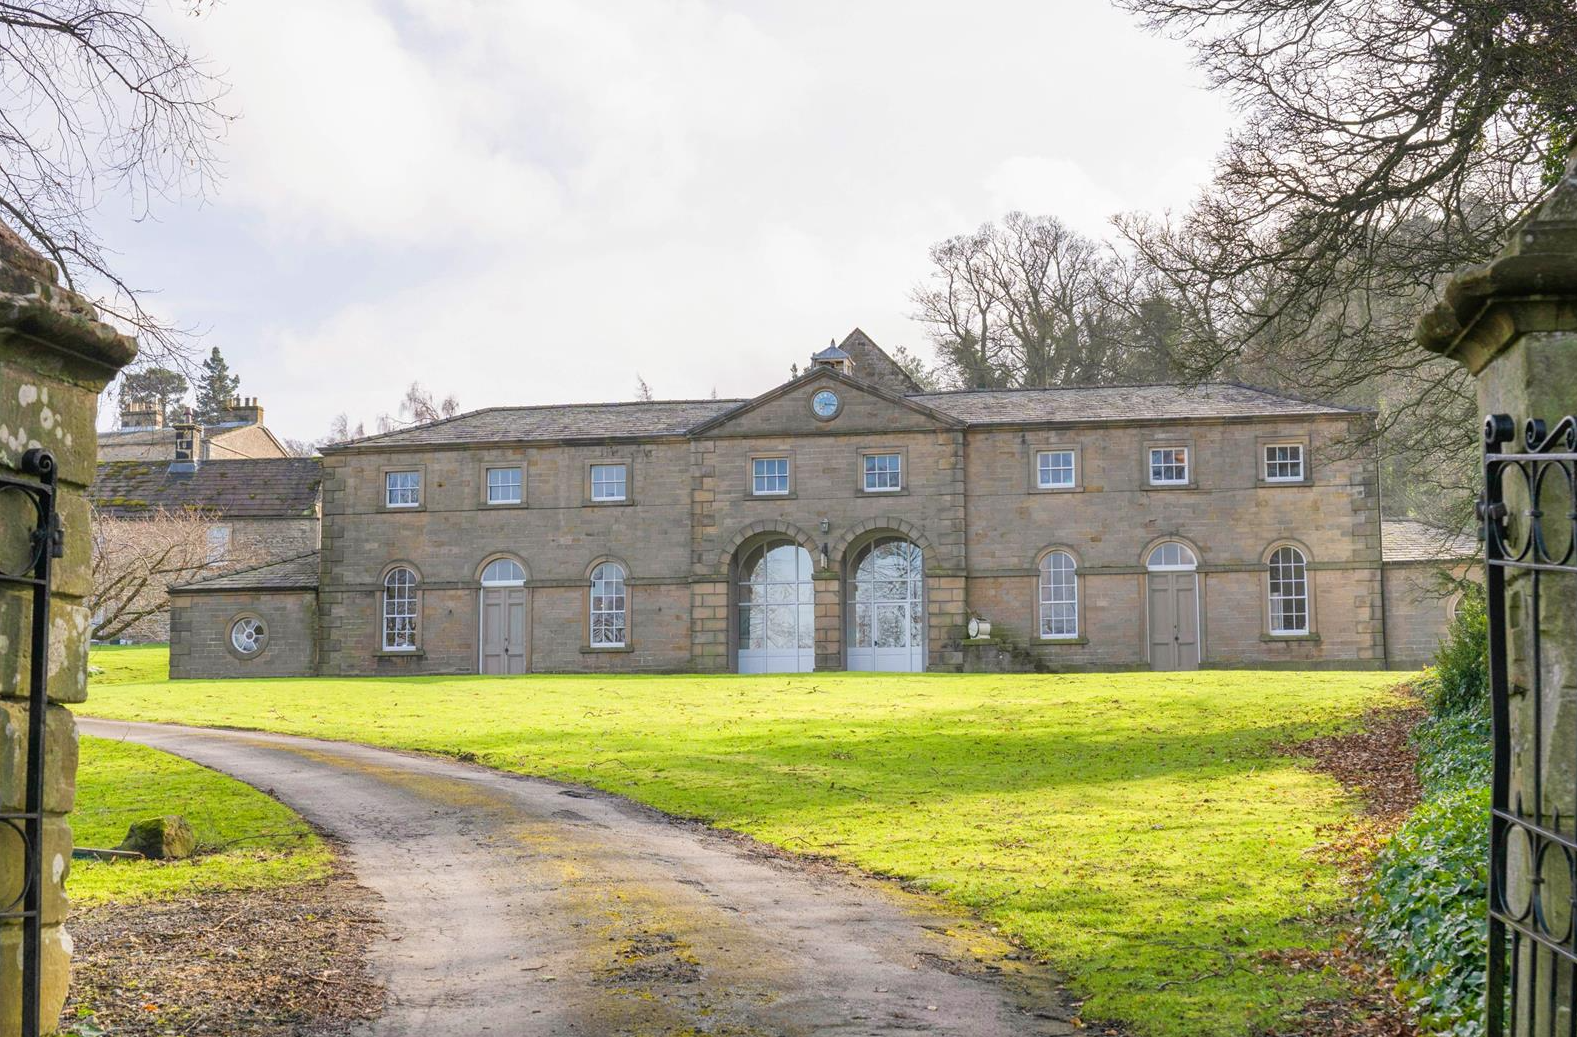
[0,226,137,1035]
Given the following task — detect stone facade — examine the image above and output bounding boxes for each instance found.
[0,224,137,1036]
[170,332,1472,680]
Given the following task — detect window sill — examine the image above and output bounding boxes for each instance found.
[1145,482,1197,491]
[383,504,426,512]
[1259,480,1310,488]
[583,498,635,507]
[581,644,633,654]
[482,500,526,509]
[748,491,797,500]
[1031,485,1083,494]
[1037,636,1090,645]
[1261,633,1320,643]
[375,648,426,658]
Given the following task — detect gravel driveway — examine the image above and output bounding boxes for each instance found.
[80,719,1079,1037]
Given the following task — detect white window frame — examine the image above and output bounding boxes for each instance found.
[752,456,790,496]
[382,567,419,651]
[1262,443,1305,483]
[589,562,627,647]
[1148,446,1189,486]
[385,470,422,508]
[1038,551,1079,639]
[863,452,903,493]
[1036,449,1076,489]
[590,463,628,503]
[1267,546,1310,635]
[485,465,523,505]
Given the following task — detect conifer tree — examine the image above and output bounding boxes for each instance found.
[195,347,240,423]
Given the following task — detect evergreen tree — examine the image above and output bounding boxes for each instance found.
[195,347,240,423]
[120,367,189,421]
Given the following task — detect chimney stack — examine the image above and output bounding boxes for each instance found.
[216,394,264,426]
[171,409,202,471]
[119,397,163,430]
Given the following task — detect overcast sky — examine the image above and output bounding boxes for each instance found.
[104,1,1235,443]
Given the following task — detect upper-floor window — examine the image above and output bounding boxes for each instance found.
[386,470,421,508]
[205,524,231,563]
[486,466,523,504]
[1038,551,1078,638]
[1268,546,1309,634]
[1148,447,1189,486]
[1263,443,1305,482]
[863,452,902,492]
[752,457,790,496]
[383,567,419,650]
[591,463,627,502]
[590,562,627,647]
[1037,449,1076,489]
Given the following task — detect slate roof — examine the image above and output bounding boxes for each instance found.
[324,381,1359,451]
[909,382,1361,425]
[326,399,748,449]
[91,458,322,518]
[1381,519,1478,564]
[172,552,320,593]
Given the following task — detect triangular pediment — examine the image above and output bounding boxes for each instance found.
[690,368,961,438]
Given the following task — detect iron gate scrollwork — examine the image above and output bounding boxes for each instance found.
[1483,412,1577,1036]
[0,447,61,1037]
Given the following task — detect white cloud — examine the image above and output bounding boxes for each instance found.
[113,0,1235,442]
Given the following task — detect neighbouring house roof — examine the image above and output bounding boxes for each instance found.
[97,422,289,461]
[909,382,1363,425]
[326,381,1361,452]
[171,551,320,593]
[1381,519,1478,563]
[91,458,322,518]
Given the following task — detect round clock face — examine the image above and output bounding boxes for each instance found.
[811,389,840,419]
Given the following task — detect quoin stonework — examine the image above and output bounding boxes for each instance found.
[169,330,1470,678]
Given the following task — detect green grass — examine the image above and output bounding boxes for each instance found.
[71,734,331,906]
[87,641,168,685]
[85,645,1402,1037]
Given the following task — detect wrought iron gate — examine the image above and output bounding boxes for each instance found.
[1483,412,1577,1035]
[0,448,61,1037]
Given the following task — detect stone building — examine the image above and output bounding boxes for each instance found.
[98,393,287,462]
[169,330,1470,678]
[91,429,321,641]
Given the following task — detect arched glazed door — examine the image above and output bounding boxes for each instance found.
[737,540,815,673]
[847,537,925,672]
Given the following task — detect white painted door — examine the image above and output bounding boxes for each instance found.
[1146,572,1199,671]
[737,541,815,673]
[479,578,529,675]
[847,538,925,672]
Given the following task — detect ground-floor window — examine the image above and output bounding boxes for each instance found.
[1268,546,1309,634]
[590,562,627,646]
[1038,551,1078,638]
[848,537,925,671]
[383,567,419,650]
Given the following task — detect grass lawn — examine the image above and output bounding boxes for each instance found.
[72,733,332,906]
[84,645,1401,1037]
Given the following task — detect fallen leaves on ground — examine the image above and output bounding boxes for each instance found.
[63,866,383,1036]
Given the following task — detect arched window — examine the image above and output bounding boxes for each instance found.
[383,567,419,650]
[481,558,526,585]
[1146,542,1198,570]
[590,562,627,647]
[1268,546,1309,634]
[737,540,814,673]
[1039,551,1078,638]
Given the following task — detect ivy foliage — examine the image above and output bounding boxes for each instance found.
[1364,587,1491,1035]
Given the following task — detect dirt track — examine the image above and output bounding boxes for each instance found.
[80,718,1079,1037]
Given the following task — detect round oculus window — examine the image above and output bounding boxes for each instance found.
[231,616,267,656]
[811,389,840,420]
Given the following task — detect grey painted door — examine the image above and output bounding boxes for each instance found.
[480,587,529,675]
[1146,572,1200,671]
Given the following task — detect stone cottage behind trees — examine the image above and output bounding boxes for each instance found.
[170,329,1471,678]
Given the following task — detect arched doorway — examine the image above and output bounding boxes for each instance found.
[1146,541,1199,670]
[847,536,925,672]
[737,539,815,673]
[478,557,529,674]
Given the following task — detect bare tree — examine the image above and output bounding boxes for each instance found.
[88,505,251,640]
[635,375,653,401]
[912,213,1184,389]
[1114,0,1575,522]
[0,1,230,364]
[375,382,460,432]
